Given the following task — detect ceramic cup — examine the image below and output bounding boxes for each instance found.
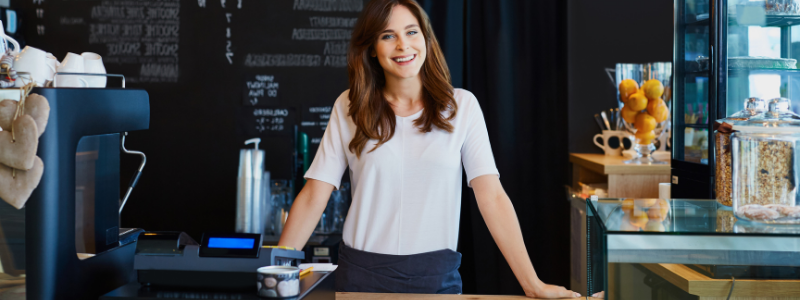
[594,130,624,156]
[13,46,54,87]
[44,53,59,85]
[55,52,88,87]
[257,266,300,298]
[81,52,106,87]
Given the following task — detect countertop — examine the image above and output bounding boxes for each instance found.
[336,293,598,299]
[569,153,670,175]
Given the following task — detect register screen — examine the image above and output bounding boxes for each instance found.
[207,237,255,249]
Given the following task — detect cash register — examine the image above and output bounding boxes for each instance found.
[134,231,304,290]
[101,231,335,299]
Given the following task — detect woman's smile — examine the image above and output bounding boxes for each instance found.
[392,54,416,65]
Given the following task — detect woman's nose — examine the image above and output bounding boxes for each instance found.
[396,37,409,50]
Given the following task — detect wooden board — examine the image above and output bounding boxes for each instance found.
[642,264,800,298]
[570,153,670,175]
[336,292,600,300]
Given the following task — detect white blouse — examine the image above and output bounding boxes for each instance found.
[304,88,499,255]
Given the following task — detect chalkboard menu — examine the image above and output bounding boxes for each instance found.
[16,0,367,237]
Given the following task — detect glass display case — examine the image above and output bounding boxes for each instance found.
[586,198,800,299]
[673,0,800,198]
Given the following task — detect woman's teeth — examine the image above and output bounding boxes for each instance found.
[394,55,415,62]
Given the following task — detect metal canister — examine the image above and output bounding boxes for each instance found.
[257,266,301,298]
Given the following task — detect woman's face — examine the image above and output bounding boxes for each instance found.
[373,5,426,82]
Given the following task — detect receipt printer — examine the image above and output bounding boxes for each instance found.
[134,231,305,290]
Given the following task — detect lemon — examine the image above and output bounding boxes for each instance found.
[628,94,648,111]
[635,130,656,145]
[647,98,669,123]
[621,106,638,124]
[634,112,656,132]
[643,79,664,100]
[619,79,639,102]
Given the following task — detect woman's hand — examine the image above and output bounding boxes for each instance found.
[525,282,580,299]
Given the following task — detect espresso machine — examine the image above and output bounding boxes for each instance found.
[13,87,149,299]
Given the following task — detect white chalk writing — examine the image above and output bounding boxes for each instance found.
[309,16,357,27]
[244,54,321,67]
[87,0,180,83]
[293,0,363,12]
[323,55,347,67]
[323,41,348,55]
[308,107,332,113]
[254,109,290,117]
[291,28,352,40]
[60,17,84,25]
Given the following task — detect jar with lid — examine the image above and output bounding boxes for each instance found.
[730,98,800,224]
[714,98,767,207]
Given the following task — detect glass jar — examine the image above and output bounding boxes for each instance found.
[731,98,800,224]
[766,0,800,15]
[714,98,766,206]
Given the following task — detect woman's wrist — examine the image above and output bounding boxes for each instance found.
[522,277,545,296]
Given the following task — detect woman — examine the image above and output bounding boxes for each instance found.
[278,0,579,298]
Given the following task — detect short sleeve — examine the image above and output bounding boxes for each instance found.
[460,92,500,187]
[304,95,349,189]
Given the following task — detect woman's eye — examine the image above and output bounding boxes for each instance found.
[407,30,418,36]
[381,34,394,40]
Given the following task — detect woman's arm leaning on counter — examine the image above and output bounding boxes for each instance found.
[278,179,336,250]
[470,175,580,299]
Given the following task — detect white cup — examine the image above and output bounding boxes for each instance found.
[13,46,54,87]
[594,130,623,156]
[81,52,106,87]
[594,130,634,156]
[44,53,59,84]
[55,52,88,87]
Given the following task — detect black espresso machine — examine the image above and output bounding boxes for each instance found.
[0,87,151,300]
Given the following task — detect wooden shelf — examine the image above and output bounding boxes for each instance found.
[642,263,800,298]
[570,153,671,198]
[569,153,670,175]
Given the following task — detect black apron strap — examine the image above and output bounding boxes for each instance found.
[335,243,462,294]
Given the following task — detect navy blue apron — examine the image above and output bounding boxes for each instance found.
[335,242,463,294]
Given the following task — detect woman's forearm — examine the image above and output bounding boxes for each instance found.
[278,179,334,250]
[471,176,542,293]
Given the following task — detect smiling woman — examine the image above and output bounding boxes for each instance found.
[347,0,456,157]
[277,0,579,298]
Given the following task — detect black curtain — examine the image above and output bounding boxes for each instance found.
[426,0,571,295]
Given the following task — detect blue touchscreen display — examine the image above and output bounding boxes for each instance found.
[207,237,255,249]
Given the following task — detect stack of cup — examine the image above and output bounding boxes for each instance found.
[54,52,106,87]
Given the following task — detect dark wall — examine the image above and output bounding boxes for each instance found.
[567,0,674,153]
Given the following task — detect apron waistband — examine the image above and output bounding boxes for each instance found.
[335,243,462,294]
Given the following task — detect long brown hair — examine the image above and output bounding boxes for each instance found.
[347,0,456,157]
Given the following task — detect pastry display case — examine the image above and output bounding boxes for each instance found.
[586,198,800,299]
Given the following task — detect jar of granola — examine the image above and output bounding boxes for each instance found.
[731,98,800,224]
[714,98,766,206]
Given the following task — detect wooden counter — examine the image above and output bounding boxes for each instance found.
[569,153,670,198]
[337,292,598,299]
[642,264,800,299]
